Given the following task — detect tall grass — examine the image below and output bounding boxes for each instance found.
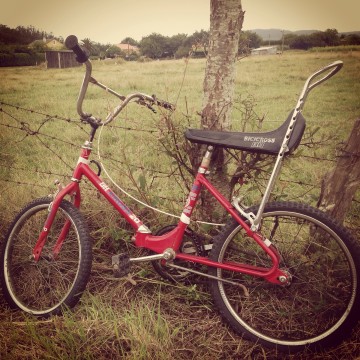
[1,50,360,359]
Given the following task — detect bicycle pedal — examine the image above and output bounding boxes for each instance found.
[112,253,131,278]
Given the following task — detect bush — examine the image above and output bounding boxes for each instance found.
[125,52,139,61]
[175,46,191,59]
[0,52,45,66]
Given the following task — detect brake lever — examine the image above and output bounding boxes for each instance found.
[136,98,157,113]
[145,103,157,113]
[151,95,176,112]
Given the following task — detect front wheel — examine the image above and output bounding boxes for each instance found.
[0,197,92,317]
[209,202,360,352]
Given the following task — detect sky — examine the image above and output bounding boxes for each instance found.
[1,0,359,44]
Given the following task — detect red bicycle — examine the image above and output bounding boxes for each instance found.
[1,35,359,352]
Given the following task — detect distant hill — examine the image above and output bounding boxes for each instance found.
[250,28,360,41]
[341,31,360,36]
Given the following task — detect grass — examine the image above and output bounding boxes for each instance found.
[1,271,360,359]
[1,50,360,359]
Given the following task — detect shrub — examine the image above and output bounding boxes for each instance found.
[0,52,45,66]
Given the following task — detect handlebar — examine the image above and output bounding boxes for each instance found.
[297,60,343,110]
[307,60,343,92]
[64,35,176,127]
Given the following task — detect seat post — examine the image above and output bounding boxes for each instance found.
[198,145,214,174]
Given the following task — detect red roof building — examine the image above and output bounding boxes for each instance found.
[115,43,140,55]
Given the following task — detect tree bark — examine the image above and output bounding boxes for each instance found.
[190,0,244,222]
[202,0,244,132]
[317,119,360,223]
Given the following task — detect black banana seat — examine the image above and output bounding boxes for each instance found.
[185,109,306,155]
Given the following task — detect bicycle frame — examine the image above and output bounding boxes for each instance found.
[32,139,288,285]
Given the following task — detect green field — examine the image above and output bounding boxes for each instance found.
[1,50,360,359]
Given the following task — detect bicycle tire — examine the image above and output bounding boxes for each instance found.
[0,197,92,317]
[208,201,360,352]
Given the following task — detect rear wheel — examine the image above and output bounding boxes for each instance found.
[209,202,360,352]
[0,197,92,317]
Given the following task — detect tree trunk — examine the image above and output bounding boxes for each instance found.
[317,119,360,223]
[190,0,244,222]
[202,0,244,132]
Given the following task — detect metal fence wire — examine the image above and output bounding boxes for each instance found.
[2,100,355,229]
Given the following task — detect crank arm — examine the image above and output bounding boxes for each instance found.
[129,248,176,263]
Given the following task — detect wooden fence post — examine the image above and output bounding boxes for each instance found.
[317,119,360,223]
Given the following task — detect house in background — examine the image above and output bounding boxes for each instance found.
[44,50,80,69]
[28,37,64,51]
[115,43,140,56]
[28,37,80,68]
[251,46,278,56]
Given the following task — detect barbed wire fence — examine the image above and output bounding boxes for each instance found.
[0,99,334,200]
[1,99,358,237]
[0,100,189,235]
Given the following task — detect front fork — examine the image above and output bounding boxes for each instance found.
[32,180,80,261]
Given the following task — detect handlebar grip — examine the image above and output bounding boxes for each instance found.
[65,35,89,63]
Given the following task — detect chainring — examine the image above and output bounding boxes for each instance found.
[152,225,205,282]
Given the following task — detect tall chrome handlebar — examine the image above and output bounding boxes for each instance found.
[75,58,175,126]
[77,60,93,120]
[66,35,175,126]
[297,60,343,111]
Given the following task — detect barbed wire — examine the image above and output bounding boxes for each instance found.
[2,99,353,225]
[0,101,158,135]
[0,163,187,211]
[0,178,49,189]
[0,99,332,181]
[0,101,187,212]
[0,101,183,176]
[0,161,68,178]
[0,121,79,148]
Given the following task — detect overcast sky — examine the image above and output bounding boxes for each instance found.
[1,0,359,44]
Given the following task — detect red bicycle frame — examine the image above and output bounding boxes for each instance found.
[32,140,287,285]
